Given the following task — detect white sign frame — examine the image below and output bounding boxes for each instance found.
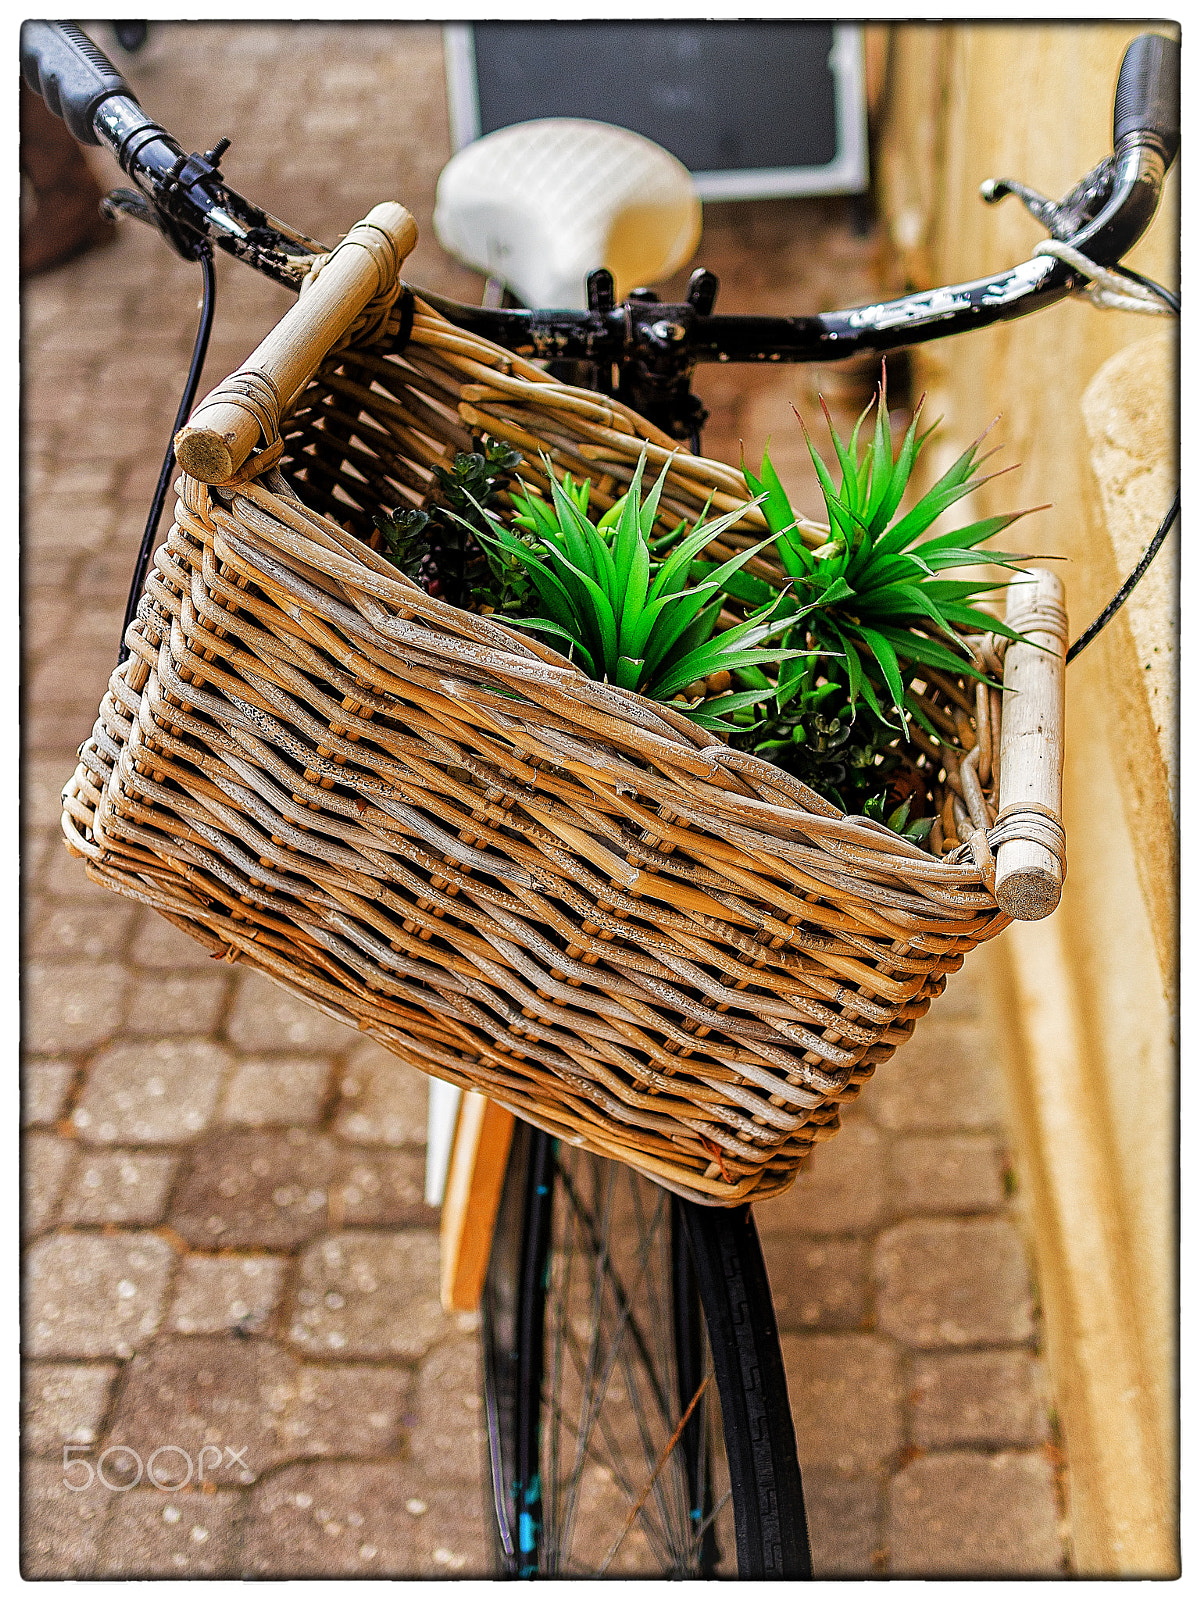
[442,21,869,202]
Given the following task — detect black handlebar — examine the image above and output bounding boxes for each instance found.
[1113,31,1180,164]
[21,19,1177,424]
[20,20,136,145]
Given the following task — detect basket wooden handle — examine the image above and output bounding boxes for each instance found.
[995,568,1068,920]
[174,201,418,484]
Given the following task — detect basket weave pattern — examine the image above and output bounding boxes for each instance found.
[63,291,1022,1205]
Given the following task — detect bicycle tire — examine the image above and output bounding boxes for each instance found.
[480,1121,812,1577]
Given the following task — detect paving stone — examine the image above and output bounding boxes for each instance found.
[243,1461,488,1577]
[25,1231,177,1359]
[889,1134,1005,1214]
[168,1130,431,1248]
[94,1488,246,1577]
[74,549,143,600]
[125,971,231,1036]
[755,1119,887,1235]
[24,961,127,1052]
[925,959,986,1020]
[107,1338,411,1484]
[288,1231,447,1360]
[334,1039,429,1146]
[22,1362,120,1454]
[221,1055,334,1127]
[227,969,361,1053]
[37,840,121,901]
[129,908,224,969]
[803,1469,883,1578]
[404,1337,485,1482]
[910,1351,1049,1449]
[28,641,118,707]
[28,478,117,535]
[23,1133,75,1237]
[763,1237,867,1331]
[22,825,59,886]
[168,1255,288,1336]
[780,1334,902,1474]
[73,1038,232,1144]
[874,1218,1035,1348]
[25,545,81,595]
[888,1451,1064,1577]
[869,1020,1007,1132]
[69,603,133,656]
[27,898,139,962]
[59,1150,179,1226]
[24,756,82,830]
[20,1456,114,1578]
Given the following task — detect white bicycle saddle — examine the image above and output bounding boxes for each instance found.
[433,118,701,310]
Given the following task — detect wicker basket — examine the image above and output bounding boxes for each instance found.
[61,204,1068,1205]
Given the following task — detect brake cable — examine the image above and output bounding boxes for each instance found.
[1067,489,1179,664]
[116,237,217,665]
[1031,241,1179,663]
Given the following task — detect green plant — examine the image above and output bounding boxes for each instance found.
[372,505,432,586]
[736,378,1041,735]
[466,450,806,729]
[726,660,904,814]
[374,438,523,605]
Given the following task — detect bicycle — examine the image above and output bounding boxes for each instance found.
[22,21,1178,1579]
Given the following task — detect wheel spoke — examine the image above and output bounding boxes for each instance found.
[593,1374,713,1576]
[555,1160,676,1423]
[484,1137,756,1577]
[544,1151,713,1573]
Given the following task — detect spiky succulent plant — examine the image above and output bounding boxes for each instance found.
[730,378,1041,737]
[464,450,806,729]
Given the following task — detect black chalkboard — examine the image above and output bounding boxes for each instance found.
[445,21,867,200]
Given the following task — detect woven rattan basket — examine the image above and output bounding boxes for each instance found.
[61,204,1069,1205]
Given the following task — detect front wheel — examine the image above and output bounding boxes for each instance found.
[480,1122,811,1577]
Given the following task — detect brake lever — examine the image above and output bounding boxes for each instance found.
[101,180,208,263]
[99,141,244,265]
[980,153,1118,241]
[101,185,163,232]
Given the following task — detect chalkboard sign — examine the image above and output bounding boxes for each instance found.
[443,21,867,201]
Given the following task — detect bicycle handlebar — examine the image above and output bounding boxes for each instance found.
[22,22,1178,370]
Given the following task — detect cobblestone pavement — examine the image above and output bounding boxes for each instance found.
[21,22,1071,1578]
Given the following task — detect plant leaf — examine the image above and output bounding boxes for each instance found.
[690,560,781,609]
[501,615,598,676]
[856,624,909,724]
[681,686,780,731]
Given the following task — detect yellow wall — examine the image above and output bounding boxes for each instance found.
[876,22,1178,1576]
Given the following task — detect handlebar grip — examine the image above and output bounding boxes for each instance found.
[19,20,137,146]
[1113,32,1180,164]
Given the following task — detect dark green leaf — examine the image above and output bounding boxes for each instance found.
[857,624,909,724]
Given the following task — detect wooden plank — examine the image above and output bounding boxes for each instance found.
[439,1092,516,1314]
